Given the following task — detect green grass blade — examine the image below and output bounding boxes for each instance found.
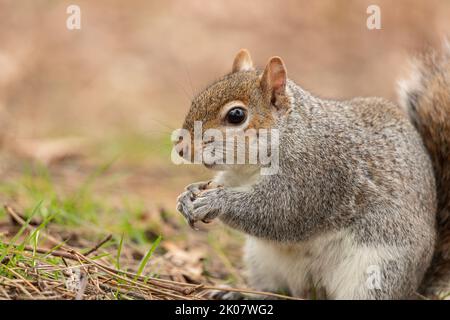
[115,233,124,271]
[0,201,42,262]
[134,235,161,281]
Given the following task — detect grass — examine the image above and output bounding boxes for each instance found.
[135,235,161,281]
[0,199,191,299]
[0,132,291,300]
[0,143,178,298]
[0,203,293,300]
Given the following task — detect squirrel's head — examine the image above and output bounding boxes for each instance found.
[174,49,290,171]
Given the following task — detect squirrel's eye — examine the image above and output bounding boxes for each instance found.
[226,107,247,124]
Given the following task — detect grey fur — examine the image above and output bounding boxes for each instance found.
[178,79,437,299]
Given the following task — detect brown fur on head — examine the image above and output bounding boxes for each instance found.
[178,49,291,165]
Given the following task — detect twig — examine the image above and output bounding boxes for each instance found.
[98,283,149,300]
[0,275,34,299]
[1,264,41,295]
[71,250,195,300]
[84,234,112,256]
[200,285,302,300]
[5,241,299,300]
[7,244,78,260]
[0,285,11,299]
[2,205,300,300]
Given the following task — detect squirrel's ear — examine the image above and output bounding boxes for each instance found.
[232,49,254,73]
[261,56,287,99]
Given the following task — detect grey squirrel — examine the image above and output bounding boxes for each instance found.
[175,44,450,299]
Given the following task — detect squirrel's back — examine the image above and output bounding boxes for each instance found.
[398,42,450,298]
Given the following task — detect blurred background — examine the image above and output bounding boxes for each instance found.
[0,0,449,294]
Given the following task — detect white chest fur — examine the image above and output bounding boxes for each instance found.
[213,166,261,190]
[244,231,401,299]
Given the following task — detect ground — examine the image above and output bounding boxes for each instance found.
[0,133,268,299]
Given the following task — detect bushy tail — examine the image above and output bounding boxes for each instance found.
[398,41,450,298]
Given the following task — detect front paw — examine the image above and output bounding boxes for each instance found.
[192,188,225,223]
[176,187,224,229]
[176,189,196,228]
[176,181,211,228]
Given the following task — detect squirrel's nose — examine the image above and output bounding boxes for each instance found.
[174,138,185,158]
[175,137,184,158]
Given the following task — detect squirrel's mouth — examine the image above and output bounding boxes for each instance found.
[203,160,225,170]
[203,161,232,171]
[203,162,216,169]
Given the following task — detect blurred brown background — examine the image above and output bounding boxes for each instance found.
[0,0,449,215]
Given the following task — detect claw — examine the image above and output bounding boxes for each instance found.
[188,217,199,230]
[177,181,223,230]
